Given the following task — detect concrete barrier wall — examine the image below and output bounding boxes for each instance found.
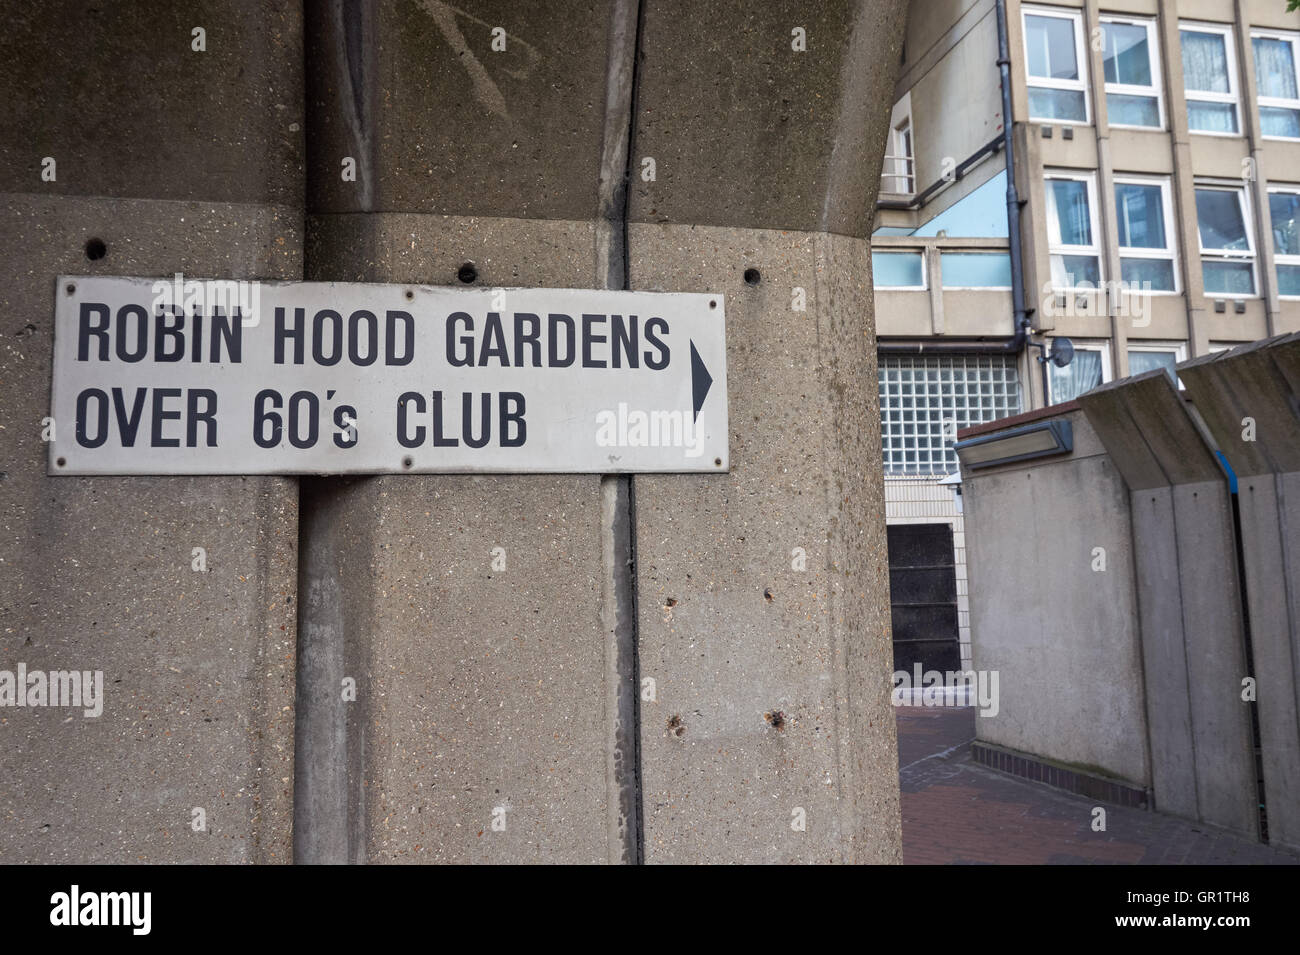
[1179,336,1300,852]
[1079,372,1257,837]
[959,408,1151,788]
[0,2,302,862]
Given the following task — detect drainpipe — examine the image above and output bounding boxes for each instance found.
[878,0,1030,357]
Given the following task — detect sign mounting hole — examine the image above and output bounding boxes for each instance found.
[56,457,67,467]
[402,455,414,469]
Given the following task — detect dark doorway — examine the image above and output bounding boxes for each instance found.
[886,523,960,673]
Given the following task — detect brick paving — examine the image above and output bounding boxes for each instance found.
[897,705,1300,865]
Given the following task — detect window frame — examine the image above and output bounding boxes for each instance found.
[1252,28,1300,142]
[1267,184,1300,300]
[1046,338,1112,405]
[1194,181,1257,299]
[1099,15,1166,130]
[871,249,928,291]
[1044,169,1104,291]
[1113,174,1180,295]
[1179,21,1241,138]
[1022,5,1092,125]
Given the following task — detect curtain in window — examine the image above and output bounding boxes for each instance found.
[1270,193,1300,256]
[1128,350,1177,381]
[1254,37,1298,100]
[1049,180,1092,246]
[1049,348,1103,403]
[1182,31,1230,92]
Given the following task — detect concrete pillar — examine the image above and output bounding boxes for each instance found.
[1178,336,1300,852]
[626,0,904,863]
[1079,372,1259,838]
[298,0,905,863]
[0,1,302,862]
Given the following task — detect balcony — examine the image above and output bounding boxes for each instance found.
[871,236,1016,339]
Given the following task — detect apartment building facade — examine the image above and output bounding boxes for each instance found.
[875,0,1300,671]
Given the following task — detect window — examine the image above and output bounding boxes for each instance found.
[1114,176,1178,292]
[1181,23,1240,134]
[1253,31,1300,139]
[940,252,1013,289]
[1127,342,1187,387]
[1195,185,1256,296]
[889,119,915,194]
[1023,7,1089,123]
[872,251,925,289]
[879,354,1022,475]
[1045,171,1102,289]
[1048,340,1111,404]
[1100,17,1163,128]
[882,95,915,196]
[1268,187,1300,297]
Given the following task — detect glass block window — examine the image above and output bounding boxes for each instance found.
[878,354,1023,475]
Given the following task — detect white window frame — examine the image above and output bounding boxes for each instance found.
[1180,21,1241,137]
[1099,15,1165,130]
[1023,6,1091,125]
[1047,338,1112,405]
[882,94,916,196]
[1267,184,1300,299]
[872,249,927,291]
[1253,29,1300,141]
[1126,341,1187,388]
[1195,181,1257,299]
[1113,174,1180,295]
[1045,169,1104,291]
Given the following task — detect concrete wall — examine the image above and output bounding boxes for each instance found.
[1,0,907,865]
[960,408,1151,787]
[1079,371,1257,836]
[1178,336,1300,852]
[0,1,301,862]
[293,0,907,864]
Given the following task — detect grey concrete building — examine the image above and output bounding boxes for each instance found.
[874,0,1300,674]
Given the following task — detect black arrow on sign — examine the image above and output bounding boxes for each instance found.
[690,341,713,422]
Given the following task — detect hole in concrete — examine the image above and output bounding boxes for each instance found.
[665,597,678,608]
[764,710,786,730]
[85,238,106,261]
[457,262,478,284]
[764,588,774,602]
[667,714,685,737]
[743,267,761,286]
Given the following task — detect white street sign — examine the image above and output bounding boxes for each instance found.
[48,276,728,475]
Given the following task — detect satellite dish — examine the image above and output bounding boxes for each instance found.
[1048,337,1075,368]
